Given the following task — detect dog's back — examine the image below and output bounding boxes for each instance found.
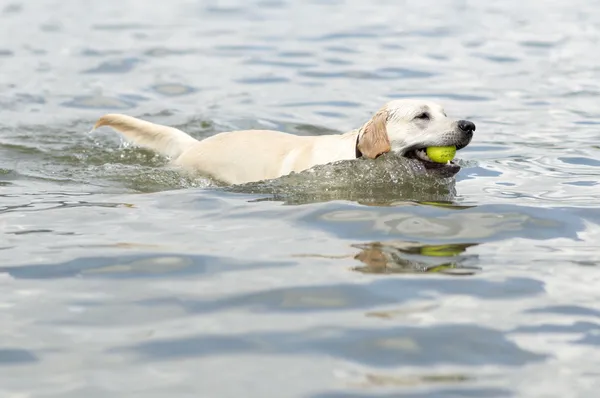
[175,129,314,184]
[93,114,338,184]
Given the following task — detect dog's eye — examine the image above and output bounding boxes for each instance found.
[414,112,430,120]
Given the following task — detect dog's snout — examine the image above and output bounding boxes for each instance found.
[457,120,476,133]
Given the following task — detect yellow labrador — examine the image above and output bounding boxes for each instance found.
[93,99,475,185]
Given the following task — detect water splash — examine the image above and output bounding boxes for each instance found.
[225,152,459,205]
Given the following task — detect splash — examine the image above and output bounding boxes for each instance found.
[224,152,459,205]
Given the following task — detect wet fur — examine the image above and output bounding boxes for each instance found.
[93,99,474,185]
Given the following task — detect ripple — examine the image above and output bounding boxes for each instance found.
[60,95,137,109]
[519,40,561,48]
[139,277,545,316]
[244,57,316,68]
[526,305,600,318]
[299,68,436,80]
[304,30,385,41]
[116,323,547,367]
[307,203,583,242]
[0,349,38,366]
[235,76,289,84]
[80,48,123,57]
[2,0,600,396]
[143,47,199,57]
[559,156,600,167]
[215,44,277,52]
[2,3,22,14]
[280,100,362,108]
[150,83,197,96]
[92,23,155,31]
[82,57,143,74]
[0,253,295,280]
[387,92,492,102]
[475,53,520,63]
[314,388,512,398]
[277,50,314,58]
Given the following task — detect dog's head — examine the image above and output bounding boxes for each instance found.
[356,99,475,174]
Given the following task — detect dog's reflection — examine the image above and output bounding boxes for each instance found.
[352,241,480,275]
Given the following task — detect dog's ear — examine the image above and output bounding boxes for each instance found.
[357,110,391,159]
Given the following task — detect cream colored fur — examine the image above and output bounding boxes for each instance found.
[93,99,469,185]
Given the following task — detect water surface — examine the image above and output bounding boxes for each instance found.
[1,0,600,397]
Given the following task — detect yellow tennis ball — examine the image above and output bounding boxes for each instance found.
[426,146,456,163]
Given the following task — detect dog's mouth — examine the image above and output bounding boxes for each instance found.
[403,147,461,173]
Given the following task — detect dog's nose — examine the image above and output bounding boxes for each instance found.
[457,120,476,133]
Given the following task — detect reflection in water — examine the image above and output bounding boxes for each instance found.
[315,386,512,398]
[312,204,581,241]
[352,241,480,275]
[346,371,474,388]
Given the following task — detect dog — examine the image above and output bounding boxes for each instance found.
[92,99,475,185]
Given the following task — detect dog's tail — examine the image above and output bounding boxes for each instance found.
[93,114,198,159]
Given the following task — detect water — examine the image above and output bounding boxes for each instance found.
[1,0,600,396]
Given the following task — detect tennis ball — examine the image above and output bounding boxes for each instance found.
[426,146,456,163]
